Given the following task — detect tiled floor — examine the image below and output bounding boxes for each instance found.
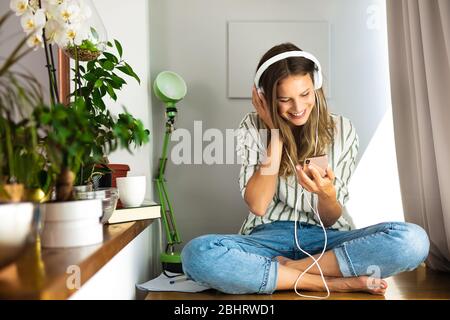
[145,265,450,300]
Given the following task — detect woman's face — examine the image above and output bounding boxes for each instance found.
[276,73,315,126]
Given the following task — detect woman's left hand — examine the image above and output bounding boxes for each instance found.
[295,164,336,200]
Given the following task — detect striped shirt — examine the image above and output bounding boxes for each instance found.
[236,112,359,235]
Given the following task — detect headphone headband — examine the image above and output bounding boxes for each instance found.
[254,50,323,91]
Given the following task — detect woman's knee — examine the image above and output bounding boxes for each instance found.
[180,234,222,276]
[391,222,430,270]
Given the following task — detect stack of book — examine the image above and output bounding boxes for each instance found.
[107,200,161,224]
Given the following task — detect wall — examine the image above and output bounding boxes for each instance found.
[148,0,402,246]
[93,0,153,200]
[69,225,153,300]
[92,0,160,279]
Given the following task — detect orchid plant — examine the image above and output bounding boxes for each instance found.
[10,0,107,105]
[10,0,104,51]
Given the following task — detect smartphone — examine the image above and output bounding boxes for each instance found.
[303,154,328,178]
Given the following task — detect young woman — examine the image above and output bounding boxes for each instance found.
[181,43,430,295]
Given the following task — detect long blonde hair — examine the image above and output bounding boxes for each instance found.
[256,43,335,177]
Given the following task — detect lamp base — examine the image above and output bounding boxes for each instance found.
[162,261,184,274]
[161,252,183,274]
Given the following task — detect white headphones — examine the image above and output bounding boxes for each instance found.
[254,50,323,92]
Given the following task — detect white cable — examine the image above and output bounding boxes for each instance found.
[281,90,329,298]
[286,150,330,299]
[314,91,320,156]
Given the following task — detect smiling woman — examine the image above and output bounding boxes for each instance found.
[180,42,430,298]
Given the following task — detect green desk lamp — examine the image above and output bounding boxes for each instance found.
[153,71,187,274]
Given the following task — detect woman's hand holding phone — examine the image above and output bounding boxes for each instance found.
[295,164,337,200]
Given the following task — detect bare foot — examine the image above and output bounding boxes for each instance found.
[276,256,387,295]
[327,276,387,295]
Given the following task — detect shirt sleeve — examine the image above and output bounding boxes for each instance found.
[236,113,266,198]
[333,118,359,207]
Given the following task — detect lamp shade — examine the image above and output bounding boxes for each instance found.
[153,71,187,107]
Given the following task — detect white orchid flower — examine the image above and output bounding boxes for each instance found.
[55,23,88,48]
[9,0,28,16]
[56,1,82,24]
[41,2,59,21]
[44,18,62,44]
[26,30,44,50]
[20,9,46,35]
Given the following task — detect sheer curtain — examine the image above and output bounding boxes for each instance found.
[386,0,450,271]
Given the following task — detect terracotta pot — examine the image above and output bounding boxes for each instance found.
[107,164,130,188]
[106,164,129,209]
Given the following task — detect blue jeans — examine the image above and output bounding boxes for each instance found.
[181,221,430,294]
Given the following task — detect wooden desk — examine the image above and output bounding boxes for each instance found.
[0,219,155,300]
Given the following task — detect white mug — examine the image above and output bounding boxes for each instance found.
[116,176,146,208]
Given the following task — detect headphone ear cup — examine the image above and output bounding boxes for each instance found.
[257,88,265,99]
[314,70,323,90]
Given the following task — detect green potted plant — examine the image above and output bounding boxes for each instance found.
[35,52,150,247]
[0,10,51,202]
[71,39,149,188]
[35,100,108,247]
[7,1,150,248]
[0,10,44,268]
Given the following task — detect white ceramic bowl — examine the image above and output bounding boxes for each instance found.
[116,176,146,208]
[0,203,35,269]
[73,187,119,224]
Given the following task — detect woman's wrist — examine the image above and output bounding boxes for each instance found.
[317,192,342,227]
[260,135,283,175]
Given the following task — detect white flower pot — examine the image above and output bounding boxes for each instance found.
[40,199,103,248]
[0,202,34,268]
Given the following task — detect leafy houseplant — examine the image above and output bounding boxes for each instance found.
[0,11,50,202]
[0,11,44,269]
[33,100,104,201]
[71,40,150,188]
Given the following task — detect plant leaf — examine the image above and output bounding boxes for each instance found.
[94,79,103,88]
[114,40,123,58]
[102,61,114,71]
[106,83,117,100]
[91,27,99,41]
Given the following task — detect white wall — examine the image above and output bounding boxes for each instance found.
[93,0,160,279]
[70,224,154,300]
[148,0,403,246]
[93,0,154,200]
